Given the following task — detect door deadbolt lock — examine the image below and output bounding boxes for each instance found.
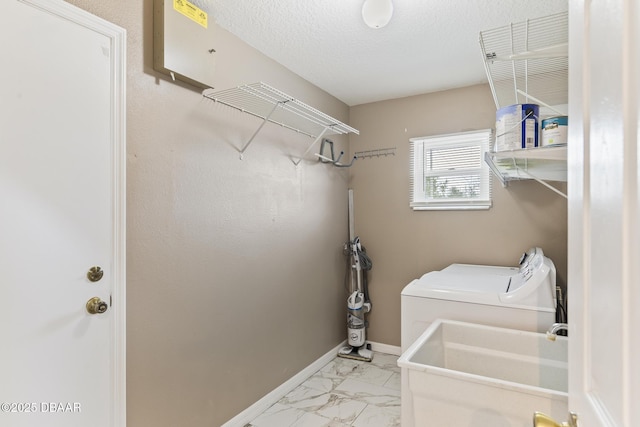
[86,297,108,314]
[87,266,104,282]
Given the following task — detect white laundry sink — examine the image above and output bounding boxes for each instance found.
[398,319,568,427]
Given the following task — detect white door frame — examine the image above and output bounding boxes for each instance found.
[18,0,128,424]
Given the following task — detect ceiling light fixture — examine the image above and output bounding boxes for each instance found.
[362,0,393,29]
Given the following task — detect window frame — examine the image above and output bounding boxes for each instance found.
[409,129,493,211]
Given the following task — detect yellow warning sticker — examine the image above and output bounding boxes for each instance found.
[173,0,208,28]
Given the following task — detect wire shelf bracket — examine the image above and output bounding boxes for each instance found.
[202,82,359,165]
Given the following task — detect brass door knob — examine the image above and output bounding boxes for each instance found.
[86,297,108,314]
[533,412,578,427]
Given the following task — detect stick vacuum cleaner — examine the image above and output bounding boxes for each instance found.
[338,190,373,362]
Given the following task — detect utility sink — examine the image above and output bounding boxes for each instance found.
[398,319,568,426]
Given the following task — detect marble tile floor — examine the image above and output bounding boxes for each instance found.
[245,352,401,427]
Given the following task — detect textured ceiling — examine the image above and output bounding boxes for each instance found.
[202,0,568,106]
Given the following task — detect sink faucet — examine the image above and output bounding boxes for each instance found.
[546,323,568,341]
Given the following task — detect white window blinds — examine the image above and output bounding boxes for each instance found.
[410,129,493,210]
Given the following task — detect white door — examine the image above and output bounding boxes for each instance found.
[0,1,126,427]
[567,0,640,426]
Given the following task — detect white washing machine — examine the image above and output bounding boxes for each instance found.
[401,247,557,352]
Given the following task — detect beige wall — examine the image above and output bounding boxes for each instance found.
[348,84,568,346]
[66,1,350,425]
[62,1,567,424]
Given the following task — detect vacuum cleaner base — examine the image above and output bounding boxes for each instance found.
[337,343,373,362]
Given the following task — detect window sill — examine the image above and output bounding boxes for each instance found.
[411,204,492,211]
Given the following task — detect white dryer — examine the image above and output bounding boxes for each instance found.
[401,247,557,352]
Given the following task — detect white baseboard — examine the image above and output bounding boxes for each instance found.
[368,341,402,356]
[221,341,347,427]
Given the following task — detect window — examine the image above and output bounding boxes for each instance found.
[410,129,493,210]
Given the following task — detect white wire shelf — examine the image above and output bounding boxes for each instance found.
[490,144,567,161]
[485,145,567,198]
[479,11,568,111]
[480,12,568,198]
[203,82,359,164]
